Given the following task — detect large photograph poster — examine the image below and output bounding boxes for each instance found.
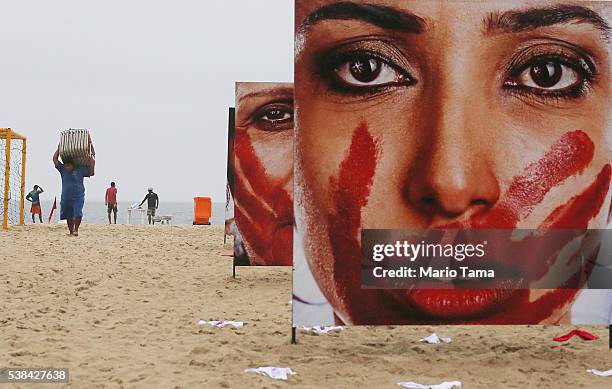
[293,1,612,326]
[231,82,294,266]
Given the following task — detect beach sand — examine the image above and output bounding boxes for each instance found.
[1,224,610,388]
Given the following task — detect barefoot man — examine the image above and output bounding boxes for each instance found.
[25,185,44,223]
[53,147,95,236]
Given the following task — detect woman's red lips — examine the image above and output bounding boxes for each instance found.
[404,289,515,320]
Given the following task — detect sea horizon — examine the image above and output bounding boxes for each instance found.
[28,200,225,226]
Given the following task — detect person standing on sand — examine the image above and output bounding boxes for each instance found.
[139,188,158,225]
[25,185,44,223]
[105,182,118,224]
[53,147,95,236]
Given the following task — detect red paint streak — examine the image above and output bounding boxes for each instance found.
[234,131,293,266]
[330,122,378,225]
[327,122,385,321]
[478,134,608,313]
[483,164,611,283]
[540,164,611,229]
[447,130,595,229]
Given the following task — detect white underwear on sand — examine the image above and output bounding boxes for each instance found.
[420,333,452,344]
[196,320,243,328]
[398,381,462,389]
[587,369,612,377]
[300,326,344,335]
[245,367,296,380]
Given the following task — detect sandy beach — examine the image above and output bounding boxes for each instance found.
[1,224,610,388]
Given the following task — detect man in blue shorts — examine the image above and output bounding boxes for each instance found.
[53,147,95,236]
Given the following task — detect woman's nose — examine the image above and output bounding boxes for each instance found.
[405,91,500,221]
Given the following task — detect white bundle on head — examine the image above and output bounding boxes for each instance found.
[59,129,95,167]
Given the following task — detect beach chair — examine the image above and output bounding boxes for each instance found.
[153,215,173,225]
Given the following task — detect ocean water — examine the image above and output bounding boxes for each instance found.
[30,201,226,226]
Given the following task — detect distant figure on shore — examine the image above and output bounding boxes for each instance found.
[25,185,44,223]
[105,182,118,224]
[53,147,95,236]
[139,188,159,225]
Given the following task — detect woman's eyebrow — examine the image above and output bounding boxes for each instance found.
[484,4,610,38]
[298,2,425,34]
[237,87,294,104]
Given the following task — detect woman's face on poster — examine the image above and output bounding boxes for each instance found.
[295,1,612,324]
[233,83,294,266]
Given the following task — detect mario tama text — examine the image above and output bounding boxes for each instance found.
[373,264,494,279]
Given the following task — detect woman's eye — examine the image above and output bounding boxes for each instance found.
[506,60,582,92]
[334,55,411,87]
[253,103,294,131]
[261,108,292,122]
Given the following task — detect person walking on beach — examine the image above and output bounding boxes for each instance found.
[139,188,158,225]
[25,185,44,223]
[105,182,118,224]
[53,147,95,236]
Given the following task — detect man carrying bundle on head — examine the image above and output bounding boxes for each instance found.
[53,147,95,236]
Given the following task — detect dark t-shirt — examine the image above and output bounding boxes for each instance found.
[27,189,42,205]
[143,192,158,209]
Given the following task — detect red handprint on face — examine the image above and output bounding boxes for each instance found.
[323,124,610,324]
[234,131,293,266]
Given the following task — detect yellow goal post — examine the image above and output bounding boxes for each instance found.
[0,128,27,231]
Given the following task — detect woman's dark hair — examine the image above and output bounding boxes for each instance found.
[111,182,116,187]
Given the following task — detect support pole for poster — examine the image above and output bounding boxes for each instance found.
[609,324,611,349]
[291,326,297,344]
[233,260,236,279]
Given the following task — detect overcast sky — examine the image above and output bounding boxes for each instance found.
[0,0,293,202]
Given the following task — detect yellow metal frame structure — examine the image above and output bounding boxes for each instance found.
[0,128,27,231]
